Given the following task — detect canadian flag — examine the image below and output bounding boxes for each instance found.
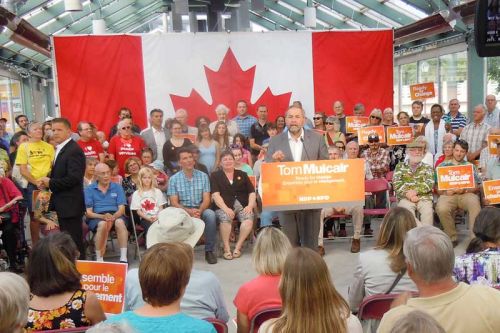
[53,31,393,133]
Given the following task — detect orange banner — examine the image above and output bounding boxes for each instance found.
[358,126,386,145]
[483,179,500,205]
[261,159,365,211]
[488,135,500,155]
[346,116,369,133]
[386,126,414,146]
[76,261,127,314]
[179,133,197,143]
[436,164,475,190]
[410,82,435,100]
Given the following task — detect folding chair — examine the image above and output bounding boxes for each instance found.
[358,292,419,320]
[40,327,90,333]
[204,318,228,333]
[364,179,391,217]
[385,171,397,205]
[249,307,282,333]
[129,208,143,261]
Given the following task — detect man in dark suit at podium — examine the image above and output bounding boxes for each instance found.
[265,105,329,249]
[40,118,86,258]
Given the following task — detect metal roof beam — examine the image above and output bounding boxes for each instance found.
[263,1,328,29]
[105,3,165,33]
[313,0,387,28]
[278,0,350,28]
[250,11,288,30]
[403,0,434,14]
[354,0,415,26]
[255,9,305,30]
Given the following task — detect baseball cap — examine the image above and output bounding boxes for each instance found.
[367,133,380,143]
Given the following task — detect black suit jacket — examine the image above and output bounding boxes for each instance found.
[49,139,86,218]
[210,169,255,208]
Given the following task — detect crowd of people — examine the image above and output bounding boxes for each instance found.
[0,94,499,332]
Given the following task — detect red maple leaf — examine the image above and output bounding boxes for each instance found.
[141,199,156,211]
[170,48,292,125]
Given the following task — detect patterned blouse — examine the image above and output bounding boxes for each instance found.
[453,249,500,288]
[25,289,92,331]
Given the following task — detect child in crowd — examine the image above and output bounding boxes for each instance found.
[33,190,59,236]
[140,147,154,166]
[106,159,123,185]
[148,160,168,192]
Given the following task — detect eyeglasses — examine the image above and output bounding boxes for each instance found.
[256,224,282,234]
[368,139,379,143]
[121,126,132,130]
[313,117,322,120]
[336,145,345,150]
[370,116,382,120]
[325,122,335,125]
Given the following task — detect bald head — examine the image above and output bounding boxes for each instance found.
[333,101,344,116]
[486,94,497,112]
[95,163,111,184]
[175,109,188,125]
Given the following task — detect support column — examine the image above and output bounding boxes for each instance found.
[189,12,198,32]
[467,35,486,118]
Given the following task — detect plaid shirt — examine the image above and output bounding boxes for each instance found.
[233,114,257,138]
[485,108,500,129]
[460,121,491,153]
[362,147,390,179]
[443,112,467,131]
[167,169,210,208]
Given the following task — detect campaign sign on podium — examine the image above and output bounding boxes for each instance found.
[261,159,365,211]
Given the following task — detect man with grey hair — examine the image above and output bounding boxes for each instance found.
[209,104,239,137]
[484,94,499,128]
[175,108,198,135]
[460,104,491,161]
[378,225,500,333]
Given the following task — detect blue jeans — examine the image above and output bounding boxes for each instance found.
[201,209,217,252]
[260,210,278,227]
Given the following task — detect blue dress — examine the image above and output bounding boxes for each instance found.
[106,311,216,333]
[198,141,217,173]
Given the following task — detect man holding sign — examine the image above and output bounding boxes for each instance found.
[436,140,482,246]
[265,105,328,250]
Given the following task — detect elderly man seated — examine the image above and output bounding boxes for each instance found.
[393,139,434,225]
[84,163,128,262]
[378,226,500,333]
[318,146,364,255]
[435,140,481,246]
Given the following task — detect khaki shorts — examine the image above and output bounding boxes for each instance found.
[215,199,254,223]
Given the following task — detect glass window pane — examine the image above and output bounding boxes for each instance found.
[439,51,468,114]
[0,76,12,132]
[417,59,439,113]
[400,62,417,114]
[394,65,399,112]
[487,56,500,97]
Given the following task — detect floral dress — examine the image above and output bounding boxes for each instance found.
[25,289,92,331]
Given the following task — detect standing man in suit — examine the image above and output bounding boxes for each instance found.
[40,118,86,258]
[265,105,329,250]
[141,109,171,162]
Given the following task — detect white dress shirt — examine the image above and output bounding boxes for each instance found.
[152,126,166,162]
[288,129,304,162]
[54,137,72,164]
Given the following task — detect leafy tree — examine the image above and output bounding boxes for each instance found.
[487,57,500,93]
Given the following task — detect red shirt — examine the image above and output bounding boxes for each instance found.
[77,138,103,159]
[0,177,22,216]
[108,135,146,175]
[233,275,282,326]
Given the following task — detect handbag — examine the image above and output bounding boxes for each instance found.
[385,267,407,294]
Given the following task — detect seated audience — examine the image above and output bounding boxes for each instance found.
[87,322,135,333]
[162,119,192,175]
[443,98,467,136]
[233,100,257,138]
[209,104,240,137]
[312,112,326,131]
[408,136,433,167]
[425,104,446,157]
[108,118,146,175]
[275,115,286,134]
[211,150,256,260]
[213,121,231,151]
[124,207,229,322]
[107,242,216,333]
[378,226,500,333]
[189,144,210,175]
[175,108,198,135]
[105,159,123,185]
[259,247,362,333]
[77,121,105,161]
[231,144,254,175]
[459,104,491,162]
[382,108,397,127]
[348,207,417,331]
[148,160,169,192]
[196,125,220,173]
[324,116,346,146]
[122,157,142,199]
[130,167,167,240]
[84,157,98,187]
[453,207,500,288]
[361,133,389,179]
[435,140,482,245]
[483,137,500,182]
[233,133,253,167]
[140,108,169,161]
[393,139,434,225]
[434,140,454,168]
[234,227,291,333]
[108,107,142,139]
[0,272,30,333]
[25,233,105,331]
[140,147,154,165]
[389,310,445,333]
[85,163,128,262]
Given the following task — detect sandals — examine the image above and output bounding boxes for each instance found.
[223,251,233,260]
[233,249,242,258]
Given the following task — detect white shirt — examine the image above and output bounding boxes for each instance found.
[288,129,304,162]
[54,137,72,164]
[152,126,166,162]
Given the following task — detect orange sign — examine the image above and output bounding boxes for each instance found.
[358,126,386,145]
[410,82,435,100]
[76,261,127,314]
[436,164,475,190]
[346,116,369,133]
[386,126,413,146]
[483,180,500,205]
[179,133,197,143]
[488,135,500,155]
[261,159,365,211]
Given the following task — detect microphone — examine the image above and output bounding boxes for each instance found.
[300,137,311,161]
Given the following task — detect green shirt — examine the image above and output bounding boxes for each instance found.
[393,161,435,201]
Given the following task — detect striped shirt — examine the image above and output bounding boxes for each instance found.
[460,121,491,154]
[167,169,210,208]
[232,114,257,138]
[485,108,500,128]
[443,112,467,131]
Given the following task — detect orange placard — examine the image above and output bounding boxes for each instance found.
[261,159,365,211]
[488,135,500,155]
[386,126,414,146]
[76,261,127,314]
[248,175,256,189]
[410,82,435,100]
[436,164,475,190]
[483,180,500,205]
[346,116,369,133]
[358,126,386,145]
[178,133,197,143]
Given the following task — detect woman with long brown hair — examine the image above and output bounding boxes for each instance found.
[259,247,362,333]
[212,121,230,151]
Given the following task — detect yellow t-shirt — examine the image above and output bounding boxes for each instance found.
[15,141,55,180]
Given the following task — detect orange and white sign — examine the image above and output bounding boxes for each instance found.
[488,135,500,155]
[358,126,386,145]
[179,133,197,143]
[410,82,435,100]
[76,261,127,314]
[346,116,369,133]
[261,159,365,211]
[436,164,475,190]
[483,179,500,205]
[386,126,413,146]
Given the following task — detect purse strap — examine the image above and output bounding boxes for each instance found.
[385,267,407,294]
